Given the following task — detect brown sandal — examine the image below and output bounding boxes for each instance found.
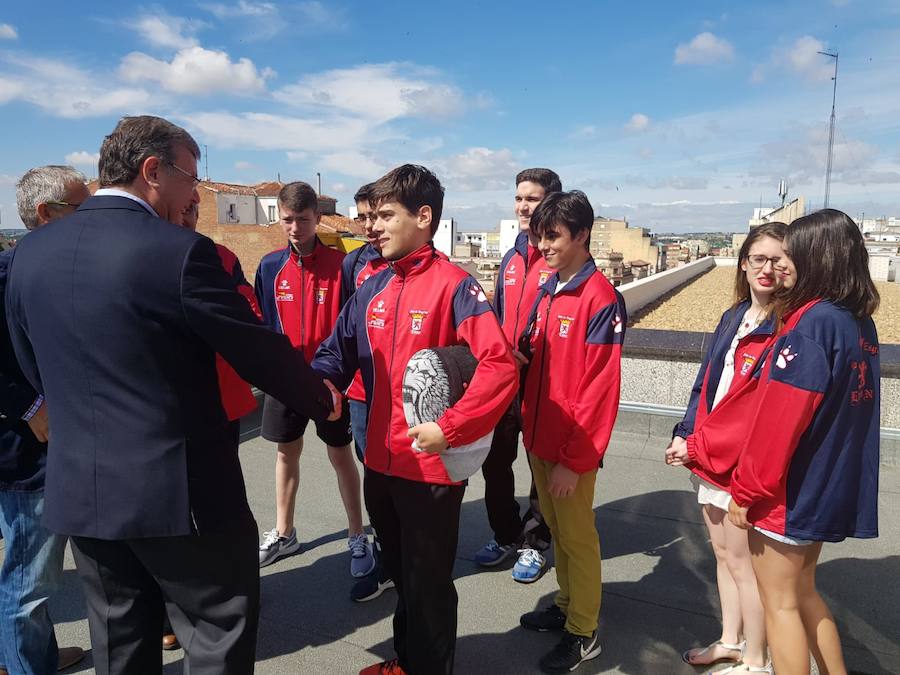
[681,640,744,666]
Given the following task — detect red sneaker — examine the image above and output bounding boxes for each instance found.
[359,659,406,675]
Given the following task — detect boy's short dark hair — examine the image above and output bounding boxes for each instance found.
[515,168,562,193]
[278,181,318,214]
[354,182,373,205]
[368,165,444,235]
[529,190,594,249]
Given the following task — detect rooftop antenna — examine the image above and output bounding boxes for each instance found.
[778,179,788,208]
[316,172,322,196]
[817,50,839,208]
[203,144,209,181]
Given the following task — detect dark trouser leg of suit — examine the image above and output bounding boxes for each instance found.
[72,516,259,675]
[364,469,464,675]
[71,538,164,675]
[480,404,524,546]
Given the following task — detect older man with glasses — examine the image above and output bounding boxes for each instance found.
[0,165,89,675]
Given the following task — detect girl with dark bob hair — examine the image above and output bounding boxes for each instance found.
[728,209,880,675]
[667,221,790,674]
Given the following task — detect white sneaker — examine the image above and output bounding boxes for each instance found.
[348,533,376,578]
[258,528,300,568]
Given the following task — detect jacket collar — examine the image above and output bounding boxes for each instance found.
[288,236,323,263]
[389,243,438,279]
[513,230,543,267]
[732,300,777,337]
[542,257,597,295]
[77,194,159,216]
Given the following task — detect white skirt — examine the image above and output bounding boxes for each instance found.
[690,473,732,512]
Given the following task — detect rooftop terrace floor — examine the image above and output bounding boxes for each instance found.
[629,266,900,344]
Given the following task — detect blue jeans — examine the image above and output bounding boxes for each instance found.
[0,489,65,674]
[349,399,368,463]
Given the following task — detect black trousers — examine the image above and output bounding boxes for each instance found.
[71,515,259,675]
[364,468,465,675]
[481,403,551,549]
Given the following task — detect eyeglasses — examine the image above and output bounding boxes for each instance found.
[165,161,202,187]
[353,214,376,224]
[45,200,82,209]
[746,254,788,270]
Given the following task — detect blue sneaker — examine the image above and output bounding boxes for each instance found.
[474,539,519,567]
[512,547,547,583]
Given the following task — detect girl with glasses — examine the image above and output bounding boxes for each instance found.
[666,221,791,674]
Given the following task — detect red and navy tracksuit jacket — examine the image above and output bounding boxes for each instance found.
[255,237,345,363]
[520,259,627,473]
[215,244,260,421]
[675,301,778,490]
[731,300,880,541]
[311,243,518,485]
[340,244,389,403]
[494,231,555,347]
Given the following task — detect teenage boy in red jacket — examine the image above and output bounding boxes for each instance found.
[312,165,517,675]
[517,191,625,674]
[476,168,559,582]
[255,182,372,576]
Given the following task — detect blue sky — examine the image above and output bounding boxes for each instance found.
[1,0,899,232]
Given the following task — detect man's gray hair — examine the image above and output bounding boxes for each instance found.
[99,115,200,187]
[16,165,87,230]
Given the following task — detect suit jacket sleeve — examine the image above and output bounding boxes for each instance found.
[3,249,44,407]
[180,238,333,420]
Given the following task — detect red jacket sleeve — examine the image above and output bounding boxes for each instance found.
[437,279,517,448]
[558,298,625,473]
[730,332,828,509]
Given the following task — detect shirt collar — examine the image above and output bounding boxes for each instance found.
[94,188,159,218]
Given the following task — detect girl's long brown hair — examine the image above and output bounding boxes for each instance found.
[775,209,879,320]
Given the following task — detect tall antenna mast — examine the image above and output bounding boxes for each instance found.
[203,144,209,181]
[818,50,838,208]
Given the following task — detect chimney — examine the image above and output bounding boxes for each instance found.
[316,172,322,196]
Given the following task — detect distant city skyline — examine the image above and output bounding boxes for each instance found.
[2,1,899,232]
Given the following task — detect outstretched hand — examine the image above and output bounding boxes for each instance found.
[408,422,448,454]
[323,379,342,422]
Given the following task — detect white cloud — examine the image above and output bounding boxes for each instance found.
[200,0,345,39]
[0,23,17,40]
[274,63,469,123]
[201,0,278,18]
[625,113,650,132]
[434,147,520,192]
[0,54,152,118]
[234,160,256,170]
[319,151,385,179]
[125,12,200,49]
[674,32,735,65]
[65,151,100,166]
[778,36,835,82]
[119,46,272,95]
[572,125,597,138]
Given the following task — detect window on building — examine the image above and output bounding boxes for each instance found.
[227,203,238,222]
[268,205,276,222]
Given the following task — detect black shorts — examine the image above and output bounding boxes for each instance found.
[261,394,352,447]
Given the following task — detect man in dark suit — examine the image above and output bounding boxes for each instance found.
[4,115,338,675]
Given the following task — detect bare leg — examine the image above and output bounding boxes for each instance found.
[275,438,303,536]
[684,504,744,665]
[749,529,810,675]
[327,444,364,536]
[722,516,767,667]
[797,542,846,675]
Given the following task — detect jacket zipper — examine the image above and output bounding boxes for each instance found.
[511,249,531,343]
[528,293,554,449]
[297,255,306,350]
[385,274,407,475]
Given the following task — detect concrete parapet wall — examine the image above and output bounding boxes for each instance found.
[620,330,900,466]
[619,256,715,316]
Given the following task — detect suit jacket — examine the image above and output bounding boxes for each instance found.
[0,249,46,491]
[4,195,333,539]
